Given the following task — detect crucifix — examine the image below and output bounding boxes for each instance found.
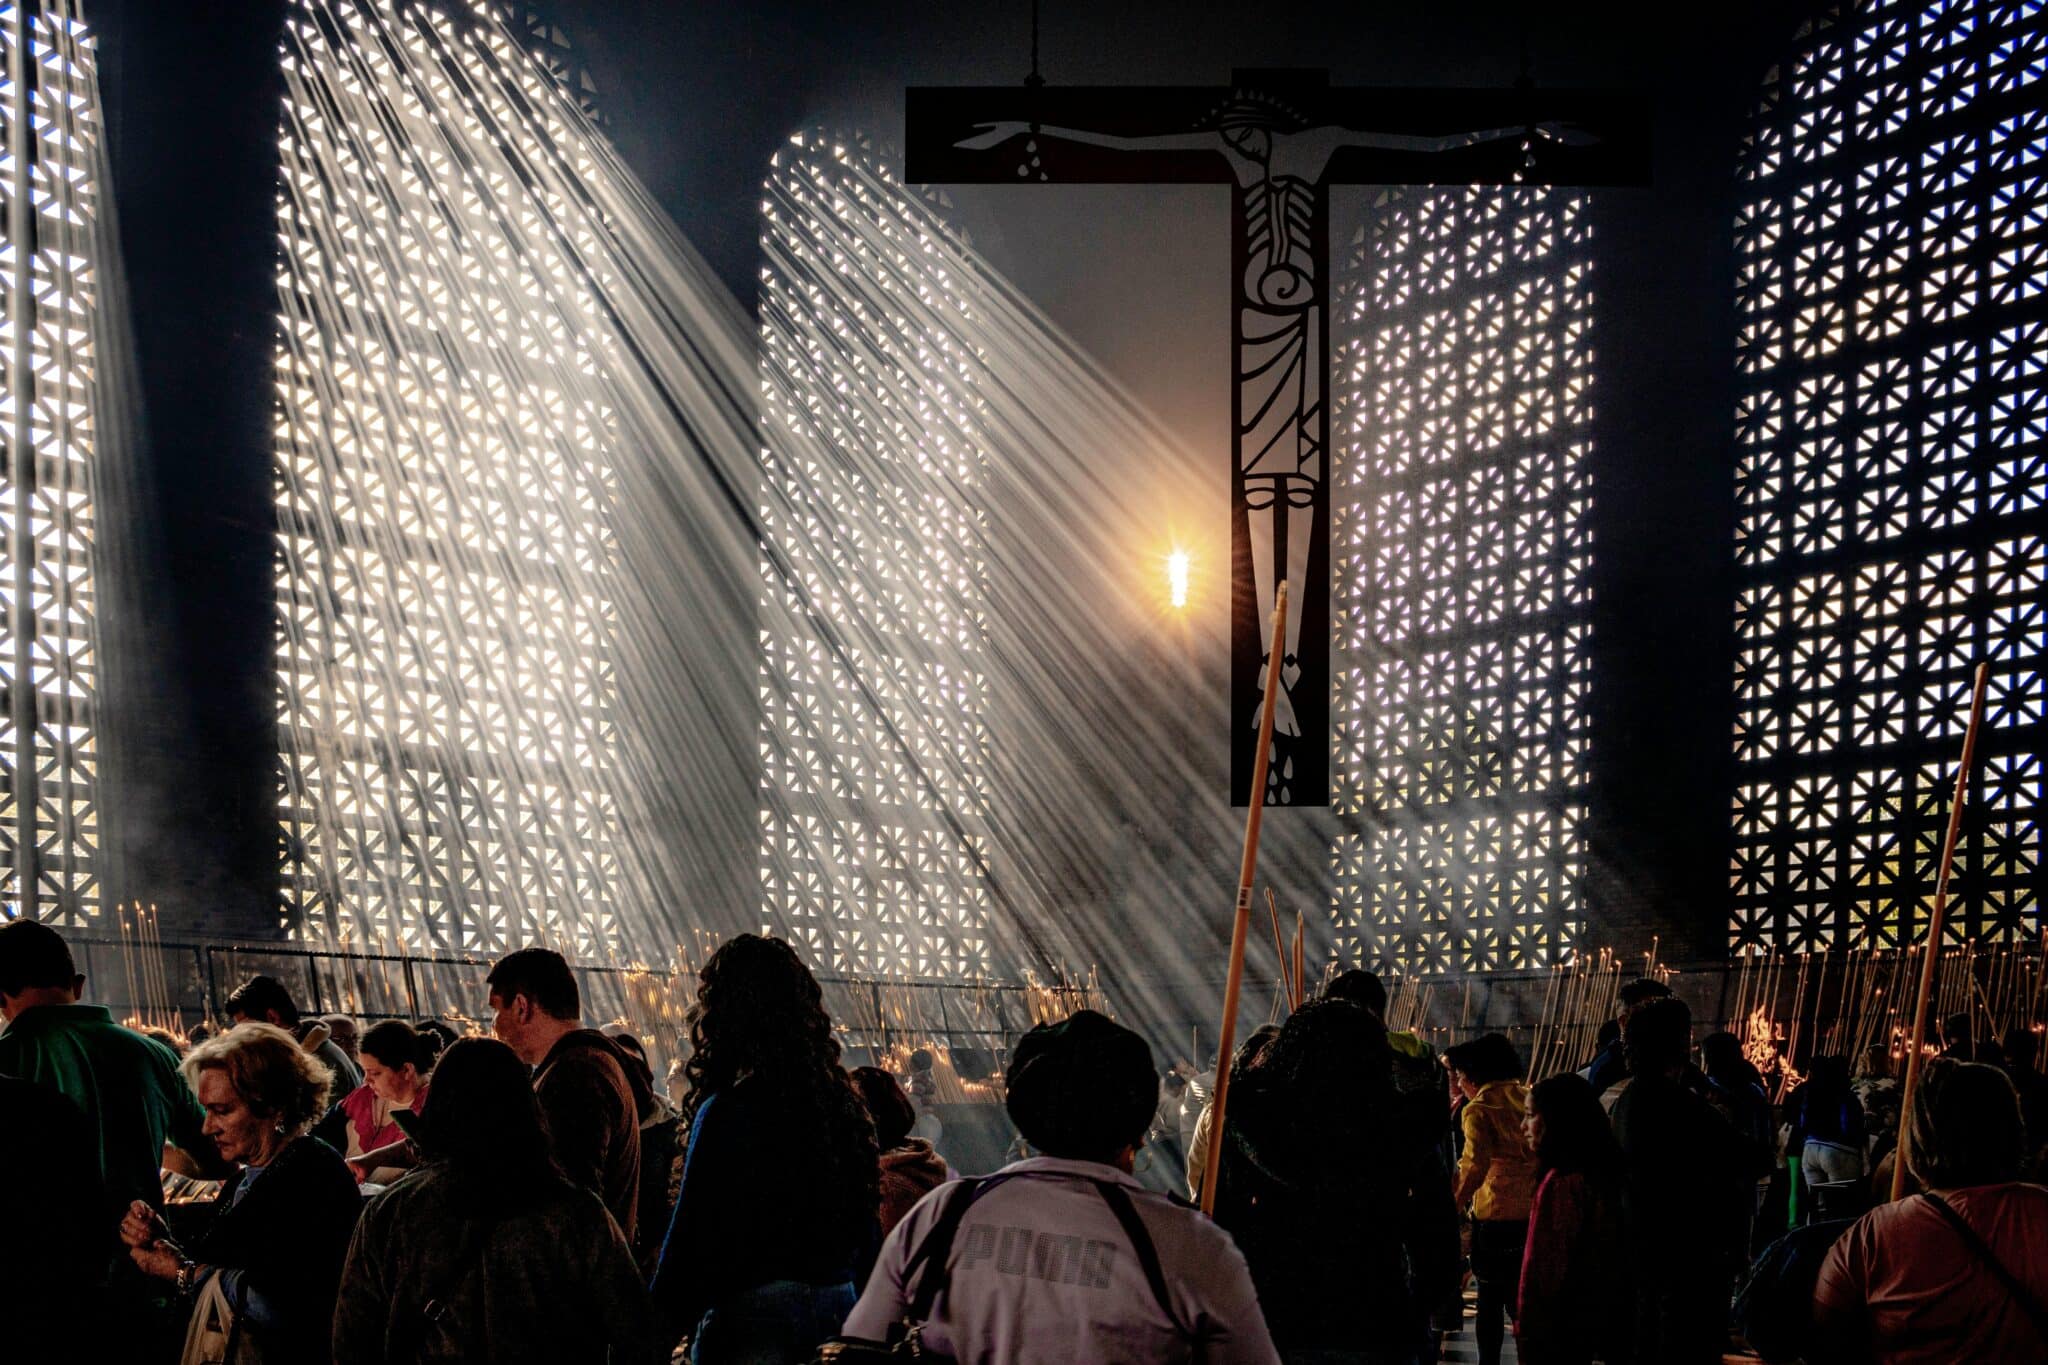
[907,69,1647,805]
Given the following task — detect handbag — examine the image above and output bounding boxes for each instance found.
[179,1272,245,1365]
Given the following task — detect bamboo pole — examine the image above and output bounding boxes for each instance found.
[1532,963,1561,1080]
[1892,661,1991,1202]
[1266,889,1289,1009]
[1292,911,1306,1013]
[1198,582,1288,1216]
[1810,950,1830,1060]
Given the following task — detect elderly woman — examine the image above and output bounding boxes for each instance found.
[119,1022,361,1364]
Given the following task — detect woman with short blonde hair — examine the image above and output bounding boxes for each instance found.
[183,1021,334,1135]
[120,1022,361,1363]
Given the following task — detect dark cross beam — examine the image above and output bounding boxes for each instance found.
[907,69,1649,806]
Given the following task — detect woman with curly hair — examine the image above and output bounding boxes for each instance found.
[651,934,880,1362]
[119,1022,360,1363]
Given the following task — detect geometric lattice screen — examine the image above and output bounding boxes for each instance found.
[1729,0,2048,952]
[274,0,627,957]
[756,132,994,979]
[1330,186,1595,974]
[0,4,99,928]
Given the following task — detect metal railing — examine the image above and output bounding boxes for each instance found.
[65,935,1043,1070]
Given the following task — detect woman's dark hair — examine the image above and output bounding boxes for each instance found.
[1802,1053,1851,1103]
[1908,1058,2026,1190]
[1222,999,1393,1188]
[1253,1001,1389,1097]
[1324,969,1387,1018]
[417,1037,560,1212]
[852,1065,917,1151]
[359,1019,429,1074]
[1232,1023,1282,1083]
[1528,1072,1622,1180]
[411,1018,459,1066]
[1701,1031,1765,1091]
[686,935,878,1222]
[1442,1032,1523,1086]
[1622,996,1692,1076]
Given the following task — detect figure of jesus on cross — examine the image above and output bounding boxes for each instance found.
[909,71,1646,805]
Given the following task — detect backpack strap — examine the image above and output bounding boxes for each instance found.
[391,1211,496,1363]
[897,1173,1181,1339]
[903,1177,994,1322]
[1921,1194,2048,1343]
[1090,1179,1179,1332]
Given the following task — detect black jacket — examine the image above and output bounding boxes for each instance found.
[1212,1078,1460,1352]
[189,1134,361,1365]
[332,1162,663,1365]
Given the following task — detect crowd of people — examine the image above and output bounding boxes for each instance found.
[2,915,2045,1364]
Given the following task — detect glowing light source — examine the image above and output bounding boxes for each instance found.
[1167,550,1191,609]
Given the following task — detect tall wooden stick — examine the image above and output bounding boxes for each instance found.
[1199,581,1288,1216]
[1292,911,1306,1012]
[1265,889,1291,1009]
[1892,661,1991,1202]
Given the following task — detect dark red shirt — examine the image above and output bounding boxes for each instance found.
[1813,1182,2048,1363]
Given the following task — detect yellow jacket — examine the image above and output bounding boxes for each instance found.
[1456,1080,1537,1222]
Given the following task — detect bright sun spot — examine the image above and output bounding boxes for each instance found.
[1167,549,1190,609]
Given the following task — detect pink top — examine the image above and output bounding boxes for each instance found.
[336,1081,424,1165]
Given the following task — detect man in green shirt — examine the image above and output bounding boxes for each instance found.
[0,919,214,1228]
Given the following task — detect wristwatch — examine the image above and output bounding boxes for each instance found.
[175,1256,197,1298]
